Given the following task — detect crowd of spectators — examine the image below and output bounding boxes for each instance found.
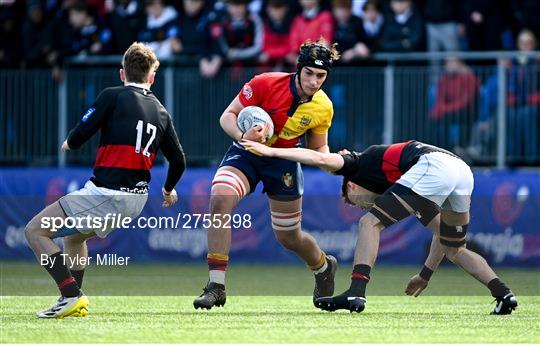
[1,0,539,77]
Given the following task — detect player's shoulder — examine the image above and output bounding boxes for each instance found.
[251,72,291,84]
[312,89,333,112]
[101,85,126,96]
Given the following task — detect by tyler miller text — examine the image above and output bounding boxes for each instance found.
[41,254,130,269]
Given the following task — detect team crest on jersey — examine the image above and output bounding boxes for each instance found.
[243,85,253,100]
[299,116,312,127]
[282,172,294,188]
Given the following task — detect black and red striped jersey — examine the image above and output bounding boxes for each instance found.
[67,85,185,193]
[334,140,457,194]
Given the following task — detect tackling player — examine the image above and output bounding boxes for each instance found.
[24,43,186,318]
[193,39,340,309]
[241,139,518,315]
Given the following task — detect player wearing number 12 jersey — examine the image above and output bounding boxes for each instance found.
[24,43,186,318]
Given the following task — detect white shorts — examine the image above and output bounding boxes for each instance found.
[395,152,474,213]
[58,180,147,238]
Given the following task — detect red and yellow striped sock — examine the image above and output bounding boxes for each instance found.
[208,253,229,285]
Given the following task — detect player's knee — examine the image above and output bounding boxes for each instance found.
[369,184,439,229]
[209,193,237,214]
[439,221,468,257]
[442,245,461,262]
[24,218,41,243]
[63,233,85,246]
[359,212,383,230]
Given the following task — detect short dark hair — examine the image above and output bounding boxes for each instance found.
[267,0,288,7]
[362,0,380,12]
[122,42,159,83]
[227,0,249,4]
[341,177,354,205]
[332,0,352,9]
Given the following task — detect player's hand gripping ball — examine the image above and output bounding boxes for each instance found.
[237,106,274,142]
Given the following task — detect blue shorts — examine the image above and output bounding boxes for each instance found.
[219,143,304,199]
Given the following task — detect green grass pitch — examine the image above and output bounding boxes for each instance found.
[1,262,539,343]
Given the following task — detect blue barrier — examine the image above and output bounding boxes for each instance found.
[0,166,538,267]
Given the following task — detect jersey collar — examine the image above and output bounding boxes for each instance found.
[287,73,313,117]
[125,82,152,95]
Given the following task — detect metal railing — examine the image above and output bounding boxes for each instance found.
[1,51,539,167]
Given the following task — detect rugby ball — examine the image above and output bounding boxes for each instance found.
[237,106,274,141]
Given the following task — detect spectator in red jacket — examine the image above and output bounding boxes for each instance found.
[287,0,334,64]
[430,57,480,152]
[259,0,293,70]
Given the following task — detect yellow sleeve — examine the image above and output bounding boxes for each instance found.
[311,103,333,135]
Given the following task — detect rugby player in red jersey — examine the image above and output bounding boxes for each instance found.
[242,139,518,315]
[193,39,340,309]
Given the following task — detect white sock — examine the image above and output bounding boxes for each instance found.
[313,260,328,275]
[209,270,226,285]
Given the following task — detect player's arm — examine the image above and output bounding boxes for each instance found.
[159,118,186,207]
[219,95,245,141]
[63,89,114,151]
[240,139,344,172]
[405,229,445,297]
[306,131,330,153]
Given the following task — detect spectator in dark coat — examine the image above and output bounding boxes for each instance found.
[464,0,513,51]
[0,7,22,68]
[47,3,112,64]
[378,0,424,52]
[421,0,464,52]
[170,0,210,60]
[22,2,51,68]
[361,0,384,52]
[139,0,179,58]
[107,0,146,54]
[332,0,371,64]
[204,0,263,67]
[512,0,540,41]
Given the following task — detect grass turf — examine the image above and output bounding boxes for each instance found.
[1,262,539,343]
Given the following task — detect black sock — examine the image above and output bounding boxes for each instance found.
[42,252,80,297]
[488,278,510,297]
[348,264,371,297]
[70,269,85,289]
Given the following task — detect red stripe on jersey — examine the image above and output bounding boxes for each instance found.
[381,141,410,183]
[272,137,300,148]
[95,145,155,170]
